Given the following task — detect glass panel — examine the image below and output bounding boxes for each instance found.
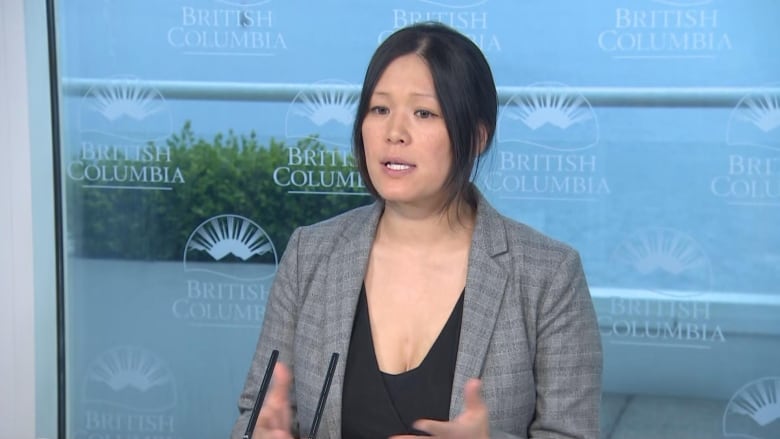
[54,1,780,438]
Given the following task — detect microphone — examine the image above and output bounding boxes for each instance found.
[306,352,340,439]
[243,349,279,439]
[242,350,339,439]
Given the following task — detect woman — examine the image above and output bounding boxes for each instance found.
[232,22,602,439]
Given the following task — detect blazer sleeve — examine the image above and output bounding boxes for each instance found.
[231,227,303,439]
[528,249,603,439]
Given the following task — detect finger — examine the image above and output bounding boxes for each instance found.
[256,406,293,436]
[256,403,287,430]
[462,378,486,413]
[256,363,293,431]
[253,424,293,439]
[413,419,453,436]
[268,363,292,401]
[273,364,293,429]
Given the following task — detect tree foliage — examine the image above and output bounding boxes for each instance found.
[66,122,372,260]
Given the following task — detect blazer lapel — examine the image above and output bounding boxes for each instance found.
[320,203,382,439]
[450,194,509,419]
[302,194,510,430]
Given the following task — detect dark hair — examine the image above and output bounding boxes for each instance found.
[352,22,497,212]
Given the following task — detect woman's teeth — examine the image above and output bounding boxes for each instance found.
[386,162,411,170]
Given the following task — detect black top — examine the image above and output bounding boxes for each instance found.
[341,285,464,438]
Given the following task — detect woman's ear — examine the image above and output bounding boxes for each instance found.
[476,124,489,155]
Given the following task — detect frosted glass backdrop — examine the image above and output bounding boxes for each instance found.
[54,1,780,438]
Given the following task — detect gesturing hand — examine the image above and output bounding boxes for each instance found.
[391,378,490,439]
[253,363,294,439]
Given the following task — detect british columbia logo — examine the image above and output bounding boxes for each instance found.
[600,227,724,348]
[78,76,172,143]
[384,0,499,52]
[183,214,278,282]
[168,0,286,56]
[486,82,607,200]
[79,346,177,439]
[726,88,780,151]
[176,214,277,327]
[723,376,780,439]
[497,83,599,152]
[285,79,358,148]
[598,0,732,59]
[72,75,183,190]
[83,346,177,412]
[277,79,365,195]
[610,227,712,298]
[714,85,780,205]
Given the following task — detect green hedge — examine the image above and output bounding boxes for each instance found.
[66,122,372,260]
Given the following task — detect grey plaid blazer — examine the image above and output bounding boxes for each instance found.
[232,191,602,439]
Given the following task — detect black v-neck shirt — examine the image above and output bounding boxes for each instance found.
[341,285,464,438]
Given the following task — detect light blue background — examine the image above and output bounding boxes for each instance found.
[57,1,780,438]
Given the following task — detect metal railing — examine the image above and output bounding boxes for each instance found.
[61,77,779,107]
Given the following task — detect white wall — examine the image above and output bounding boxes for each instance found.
[0,0,56,438]
[0,0,37,435]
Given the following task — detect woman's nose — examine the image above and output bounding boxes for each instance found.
[386,114,409,145]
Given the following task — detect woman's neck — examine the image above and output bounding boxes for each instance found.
[376,199,476,249]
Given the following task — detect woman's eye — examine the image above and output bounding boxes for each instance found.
[369,106,389,115]
[415,109,437,119]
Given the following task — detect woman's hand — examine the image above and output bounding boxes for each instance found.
[252,363,294,439]
[391,378,490,439]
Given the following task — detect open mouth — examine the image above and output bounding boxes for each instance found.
[384,161,414,171]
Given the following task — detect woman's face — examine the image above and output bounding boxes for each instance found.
[361,53,452,210]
